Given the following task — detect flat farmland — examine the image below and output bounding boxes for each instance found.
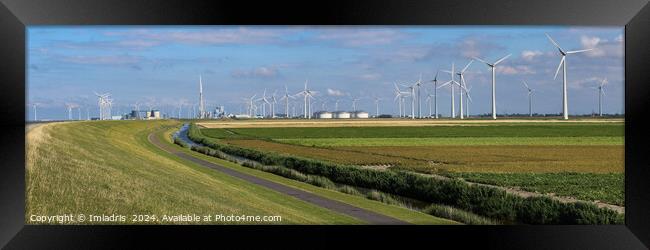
[221,141,623,173]
[200,121,624,205]
[205,123,623,139]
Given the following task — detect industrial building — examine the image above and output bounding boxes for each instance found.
[128,110,161,120]
[311,111,369,119]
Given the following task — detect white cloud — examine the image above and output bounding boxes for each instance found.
[360,73,381,80]
[580,35,623,58]
[615,34,623,43]
[327,88,347,96]
[231,66,279,78]
[315,29,407,47]
[581,35,606,57]
[105,28,293,46]
[59,55,140,65]
[521,50,543,61]
[496,65,535,75]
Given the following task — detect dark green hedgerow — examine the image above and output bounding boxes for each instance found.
[187,123,623,225]
[173,137,189,148]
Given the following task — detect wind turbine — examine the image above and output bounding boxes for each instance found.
[595,78,607,117]
[351,97,361,112]
[198,75,205,119]
[260,89,272,117]
[425,88,434,118]
[65,103,73,120]
[334,99,340,111]
[522,80,535,117]
[439,63,460,118]
[394,83,409,118]
[270,90,278,118]
[295,80,316,119]
[465,86,473,118]
[279,85,295,118]
[545,33,593,120]
[454,60,473,119]
[473,53,511,119]
[244,94,256,117]
[400,83,416,119]
[31,103,39,121]
[415,73,423,118]
[373,97,381,117]
[429,70,440,119]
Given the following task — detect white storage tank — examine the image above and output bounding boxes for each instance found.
[317,111,333,119]
[354,111,369,119]
[334,111,351,119]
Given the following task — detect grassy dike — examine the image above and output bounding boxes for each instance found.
[26,120,364,224]
[159,125,458,225]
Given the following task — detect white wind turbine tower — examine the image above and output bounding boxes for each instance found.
[309,99,317,117]
[545,33,593,120]
[415,73,423,118]
[270,90,278,118]
[400,83,416,119]
[31,103,39,121]
[373,97,381,117]
[595,78,607,117]
[246,94,257,117]
[105,98,113,119]
[438,63,460,118]
[453,60,473,119]
[425,88,434,118]
[279,85,295,118]
[351,97,361,112]
[334,99,340,111]
[473,53,511,120]
[394,83,410,118]
[429,70,440,119]
[65,103,74,120]
[198,75,205,119]
[259,89,272,117]
[465,85,473,118]
[295,80,316,119]
[522,80,535,117]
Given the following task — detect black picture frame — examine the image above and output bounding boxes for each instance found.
[1,0,648,248]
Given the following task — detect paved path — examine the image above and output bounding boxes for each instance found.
[148,129,409,225]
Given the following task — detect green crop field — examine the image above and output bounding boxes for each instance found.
[200,121,624,206]
[276,136,623,147]
[202,123,623,139]
[26,120,452,224]
[445,172,624,206]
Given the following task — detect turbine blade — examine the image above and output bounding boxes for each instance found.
[461,60,474,73]
[566,48,593,54]
[438,81,452,88]
[545,33,564,52]
[472,56,489,66]
[494,54,511,65]
[522,80,530,90]
[554,56,565,80]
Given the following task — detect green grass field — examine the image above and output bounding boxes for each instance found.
[26,120,452,224]
[200,121,624,206]
[276,136,623,146]
[202,123,623,139]
[445,172,624,206]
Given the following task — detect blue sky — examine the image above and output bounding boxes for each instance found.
[27,26,623,120]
